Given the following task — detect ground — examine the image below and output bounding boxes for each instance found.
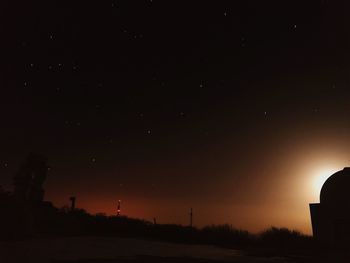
[0,237,316,263]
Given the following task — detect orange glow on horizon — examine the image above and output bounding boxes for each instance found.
[43,138,350,236]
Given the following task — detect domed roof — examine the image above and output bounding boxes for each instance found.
[320,167,350,207]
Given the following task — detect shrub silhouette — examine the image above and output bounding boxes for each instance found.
[201,224,254,247]
[259,227,311,248]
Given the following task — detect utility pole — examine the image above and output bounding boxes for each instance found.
[190,207,193,227]
[69,196,76,211]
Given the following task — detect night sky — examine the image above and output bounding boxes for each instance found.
[2,1,350,234]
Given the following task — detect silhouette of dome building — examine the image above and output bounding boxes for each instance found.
[310,167,350,245]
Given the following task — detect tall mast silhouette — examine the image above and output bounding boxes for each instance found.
[190,208,193,227]
[117,200,121,216]
[69,196,76,211]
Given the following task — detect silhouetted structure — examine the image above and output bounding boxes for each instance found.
[70,196,76,211]
[117,200,121,216]
[13,153,49,202]
[310,167,350,246]
[190,208,193,227]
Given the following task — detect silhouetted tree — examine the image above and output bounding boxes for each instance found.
[13,153,49,202]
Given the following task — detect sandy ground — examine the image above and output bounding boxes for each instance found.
[0,237,294,263]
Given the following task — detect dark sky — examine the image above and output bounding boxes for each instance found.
[1,1,350,233]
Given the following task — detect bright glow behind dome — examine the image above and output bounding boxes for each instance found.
[312,167,338,195]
